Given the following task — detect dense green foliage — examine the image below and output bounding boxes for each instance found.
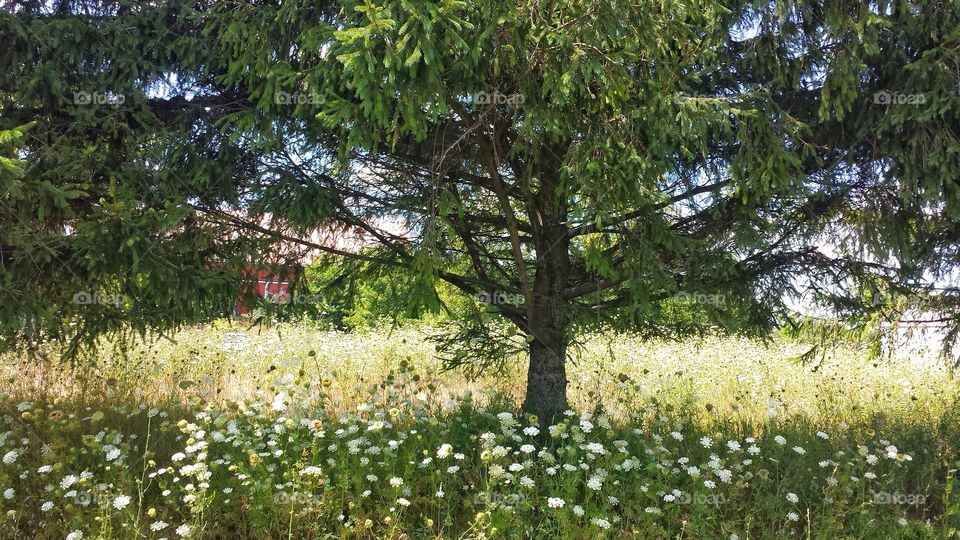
[1,1,959,415]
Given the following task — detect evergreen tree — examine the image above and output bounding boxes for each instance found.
[2,0,959,421]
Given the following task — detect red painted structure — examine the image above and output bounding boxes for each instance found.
[219,213,409,316]
[234,266,298,315]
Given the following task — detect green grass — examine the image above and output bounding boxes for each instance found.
[0,322,958,538]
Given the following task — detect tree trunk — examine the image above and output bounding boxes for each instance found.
[521,189,570,424]
[522,292,569,425]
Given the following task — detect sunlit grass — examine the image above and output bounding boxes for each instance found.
[0,322,958,538]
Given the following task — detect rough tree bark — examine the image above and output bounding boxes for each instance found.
[521,174,570,425]
[522,288,569,424]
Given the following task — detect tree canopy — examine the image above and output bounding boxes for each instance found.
[2,0,959,420]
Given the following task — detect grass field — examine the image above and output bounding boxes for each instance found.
[0,322,958,538]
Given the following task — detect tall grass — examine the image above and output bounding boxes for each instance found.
[0,322,957,538]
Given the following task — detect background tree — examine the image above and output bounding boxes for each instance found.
[2,0,959,421]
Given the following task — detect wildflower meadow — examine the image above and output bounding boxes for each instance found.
[0,323,957,539]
